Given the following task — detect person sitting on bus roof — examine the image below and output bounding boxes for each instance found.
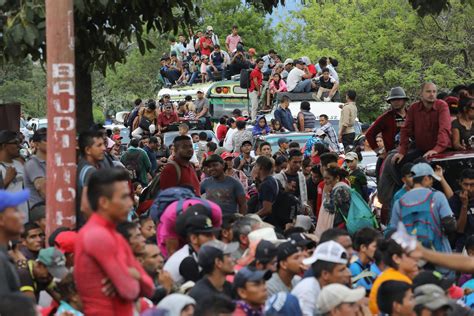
[313,68,339,102]
[252,115,271,136]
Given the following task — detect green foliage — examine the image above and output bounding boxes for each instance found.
[92,105,105,123]
[278,0,473,122]
[0,60,46,117]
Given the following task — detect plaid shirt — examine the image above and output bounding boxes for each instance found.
[320,122,340,153]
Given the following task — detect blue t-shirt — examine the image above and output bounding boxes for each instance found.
[349,258,375,292]
[274,107,295,132]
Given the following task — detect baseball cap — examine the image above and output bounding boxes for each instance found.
[302,240,348,265]
[414,284,450,310]
[265,293,302,315]
[203,154,224,166]
[198,240,239,268]
[345,152,359,161]
[0,130,19,144]
[234,267,272,289]
[255,240,278,263]
[283,58,294,66]
[220,152,237,160]
[112,134,123,141]
[294,215,313,232]
[241,140,252,147]
[248,227,287,244]
[37,247,69,280]
[54,231,78,254]
[206,25,213,31]
[197,89,204,93]
[289,233,316,249]
[315,129,326,137]
[0,189,30,212]
[276,240,300,262]
[277,137,291,145]
[413,270,454,291]
[317,284,365,313]
[31,128,47,142]
[411,163,441,181]
[184,212,220,235]
[295,59,305,65]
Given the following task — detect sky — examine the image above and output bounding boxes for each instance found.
[268,0,301,26]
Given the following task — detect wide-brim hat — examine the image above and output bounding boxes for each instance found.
[386,87,409,102]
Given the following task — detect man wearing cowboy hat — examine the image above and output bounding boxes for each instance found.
[366,86,409,153]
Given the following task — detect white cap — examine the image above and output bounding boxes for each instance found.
[315,129,326,137]
[302,240,348,265]
[345,151,359,161]
[283,58,294,66]
[206,25,213,31]
[317,284,365,313]
[248,227,287,244]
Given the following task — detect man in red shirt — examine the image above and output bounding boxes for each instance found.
[157,104,178,133]
[249,58,264,121]
[393,82,452,164]
[199,32,214,57]
[366,86,408,152]
[159,135,201,196]
[74,168,154,316]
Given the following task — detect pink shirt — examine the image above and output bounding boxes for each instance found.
[157,198,222,258]
[225,34,242,53]
[269,79,287,93]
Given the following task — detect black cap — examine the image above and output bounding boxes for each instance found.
[234,267,272,289]
[413,270,454,291]
[31,128,47,142]
[198,240,239,268]
[295,59,305,65]
[255,240,278,263]
[203,154,224,167]
[176,204,214,237]
[184,212,219,235]
[240,140,252,148]
[0,130,19,144]
[277,240,300,262]
[289,233,316,249]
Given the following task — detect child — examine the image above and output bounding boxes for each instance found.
[267,73,287,108]
[350,227,381,293]
[196,131,208,162]
[391,163,414,209]
[216,116,229,144]
[132,181,143,207]
[270,119,285,133]
[201,141,217,165]
[56,273,84,316]
[345,151,368,201]
[178,123,190,136]
[185,101,197,120]
[252,115,271,136]
[200,55,209,83]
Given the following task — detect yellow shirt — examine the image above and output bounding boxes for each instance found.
[369,267,412,314]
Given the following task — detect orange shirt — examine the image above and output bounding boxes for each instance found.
[369,268,412,314]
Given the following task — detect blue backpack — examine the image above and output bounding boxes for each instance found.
[303,137,324,158]
[338,188,378,235]
[397,191,444,251]
[149,187,196,222]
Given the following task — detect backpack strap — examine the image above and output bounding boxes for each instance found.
[79,165,94,188]
[167,160,181,183]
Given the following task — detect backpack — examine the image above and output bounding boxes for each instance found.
[137,161,182,214]
[240,69,252,89]
[338,188,378,235]
[122,151,143,182]
[149,187,196,223]
[303,137,324,158]
[126,107,140,130]
[397,191,444,251]
[266,179,299,232]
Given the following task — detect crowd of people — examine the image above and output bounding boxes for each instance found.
[1,50,474,316]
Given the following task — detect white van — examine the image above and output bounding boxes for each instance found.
[265,101,361,134]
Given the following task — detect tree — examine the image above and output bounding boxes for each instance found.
[277,0,472,122]
[407,0,473,16]
[1,0,286,131]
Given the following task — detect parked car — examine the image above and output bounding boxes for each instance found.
[163,130,218,148]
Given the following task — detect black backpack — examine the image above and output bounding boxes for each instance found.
[123,151,142,182]
[240,69,252,89]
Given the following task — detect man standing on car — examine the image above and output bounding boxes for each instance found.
[392,82,451,164]
[338,90,358,150]
[274,96,296,132]
[366,87,409,153]
[249,58,264,121]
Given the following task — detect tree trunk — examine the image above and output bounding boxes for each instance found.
[75,52,93,133]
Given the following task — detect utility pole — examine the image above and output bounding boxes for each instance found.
[45,0,77,238]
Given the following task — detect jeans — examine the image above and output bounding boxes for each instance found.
[291,79,312,93]
[249,90,259,120]
[207,64,225,81]
[188,71,200,85]
[342,132,355,150]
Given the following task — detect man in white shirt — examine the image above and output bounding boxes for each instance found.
[206,26,220,46]
[262,49,277,77]
[287,59,313,93]
[291,241,352,316]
